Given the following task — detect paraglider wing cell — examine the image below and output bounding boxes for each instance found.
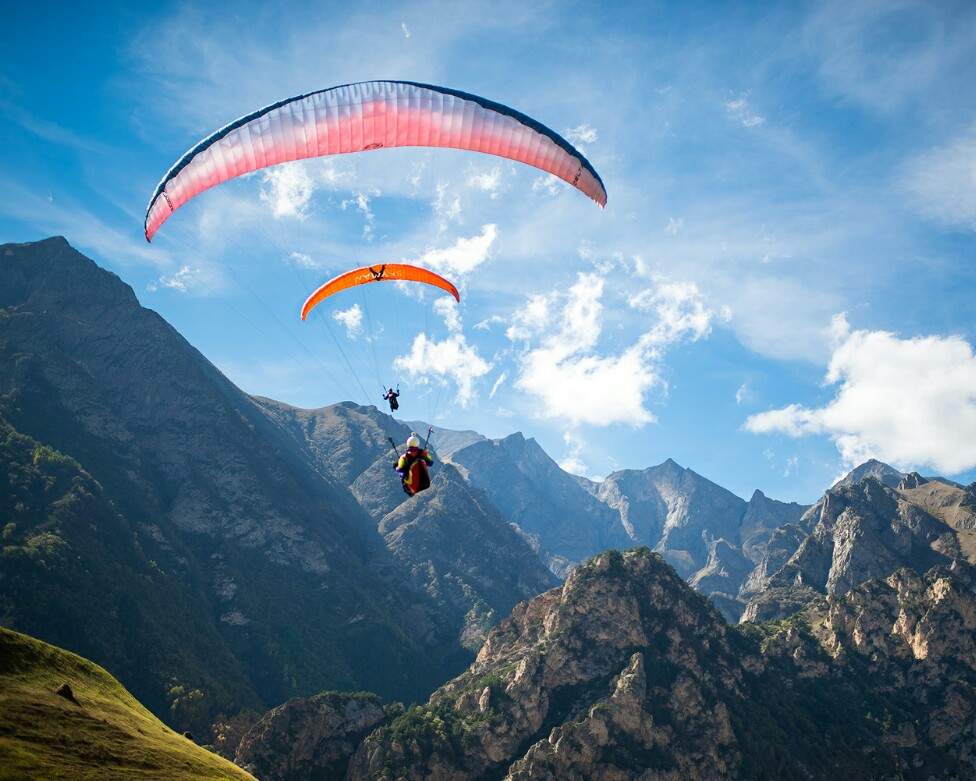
[300,263,460,320]
[145,80,606,241]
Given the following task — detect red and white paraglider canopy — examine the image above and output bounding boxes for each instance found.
[145,80,607,241]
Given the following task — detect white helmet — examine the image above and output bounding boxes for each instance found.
[406,433,420,448]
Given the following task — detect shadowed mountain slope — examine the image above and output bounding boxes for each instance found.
[0,238,466,731]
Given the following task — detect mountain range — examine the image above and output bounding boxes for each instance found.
[3,237,976,778]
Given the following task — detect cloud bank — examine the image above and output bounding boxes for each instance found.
[745,314,976,475]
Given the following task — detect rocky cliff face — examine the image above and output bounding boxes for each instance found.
[449,437,810,619]
[235,692,390,781]
[256,398,559,650]
[449,433,630,577]
[347,548,744,780]
[344,548,976,780]
[833,458,906,489]
[742,477,973,622]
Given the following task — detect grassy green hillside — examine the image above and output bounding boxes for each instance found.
[0,626,255,781]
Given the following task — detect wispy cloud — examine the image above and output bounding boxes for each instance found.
[467,166,504,198]
[340,191,378,240]
[900,123,976,231]
[745,313,976,475]
[489,371,507,399]
[432,181,462,230]
[147,265,196,292]
[0,98,110,155]
[725,92,765,128]
[558,431,589,475]
[565,124,598,152]
[289,251,321,269]
[0,175,167,271]
[801,0,976,114]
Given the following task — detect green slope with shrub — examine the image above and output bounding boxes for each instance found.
[0,626,255,781]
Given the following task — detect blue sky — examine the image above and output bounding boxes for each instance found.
[2,0,976,503]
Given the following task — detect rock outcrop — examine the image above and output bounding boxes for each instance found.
[345,548,976,779]
[348,548,743,780]
[235,693,389,781]
[742,477,970,622]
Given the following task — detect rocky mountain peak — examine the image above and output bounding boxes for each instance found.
[899,471,929,490]
[834,458,905,489]
[344,545,976,778]
[742,475,966,622]
[348,548,743,779]
[1,237,139,313]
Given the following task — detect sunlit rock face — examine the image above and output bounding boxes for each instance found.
[348,548,745,781]
[344,547,976,780]
[742,476,976,623]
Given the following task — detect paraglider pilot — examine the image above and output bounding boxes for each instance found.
[383,387,400,411]
[395,433,432,496]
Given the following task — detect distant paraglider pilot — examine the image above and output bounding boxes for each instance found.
[395,433,432,496]
[383,387,400,411]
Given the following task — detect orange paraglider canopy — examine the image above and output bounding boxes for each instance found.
[301,263,460,320]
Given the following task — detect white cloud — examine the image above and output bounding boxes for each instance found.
[332,304,363,338]
[901,123,976,231]
[289,251,320,269]
[725,93,765,128]
[558,430,590,475]
[340,191,377,240]
[559,453,588,475]
[745,313,976,474]
[506,292,554,341]
[147,265,196,292]
[474,315,505,331]
[489,371,507,399]
[628,279,713,347]
[666,217,683,235]
[434,296,461,333]
[531,174,563,198]
[432,181,462,227]
[735,383,751,405]
[401,22,411,38]
[415,224,497,278]
[393,333,492,408]
[508,273,714,427]
[260,165,314,220]
[783,455,798,477]
[565,124,598,151]
[468,166,503,197]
